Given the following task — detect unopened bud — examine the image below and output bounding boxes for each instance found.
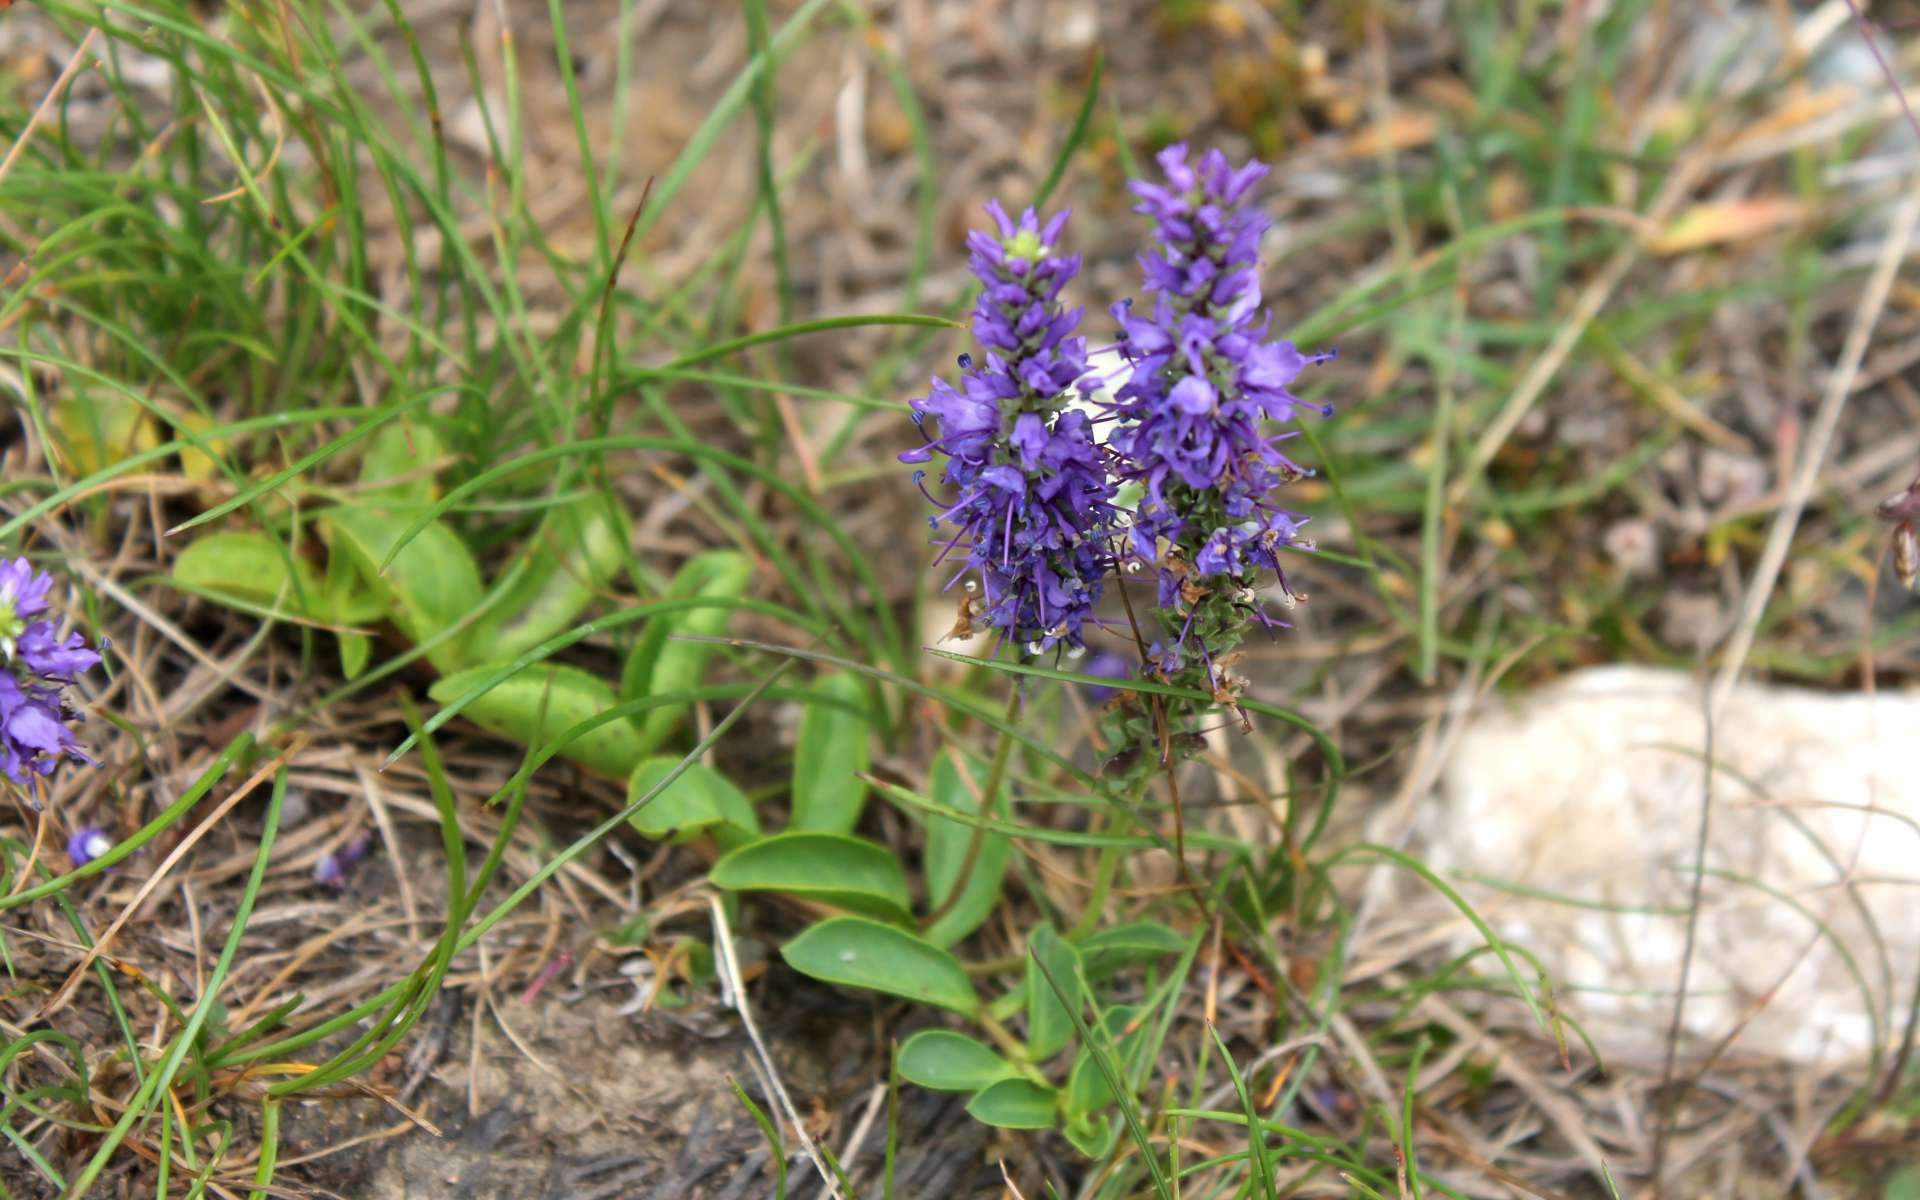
[1878,478,1920,522]
[67,827,111,867]
[1896,522,1918,592]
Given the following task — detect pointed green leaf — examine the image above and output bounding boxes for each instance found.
[1079,921,1190,979]
[1026,925,1085,1061]
[172,532,321,614]
[428,662,645,778]
[626,756,759,847]
[358,421,444,505]
[336,627,371,680]
[1065,1044,1116,1114]
[921,753,1010,948]
[790,673,872,834]
[964,1079,1057,1130]
[781,916,978,1015]
[467,494,630,662]
[1062,1112,1118,1158]
[620,550,752,752]
[324,538,380,680]
[1065,1004,1148,1117]
[896,1030,1017,1093]
[324,505,482,672]
[712,833,909,922]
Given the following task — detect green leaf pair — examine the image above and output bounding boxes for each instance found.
[895,1030,1055,1130]
[887,925,1178,1153]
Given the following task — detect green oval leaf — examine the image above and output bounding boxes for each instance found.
[172,531,321,614]
[358,420,444,505]
[621,551,752,752]
[896,1029,1016,1093]
[1026,925,1085,1061]
[1065,1044,1116,1114]
[429,662,645,778]
[1079,921,1190,979]
[626,756,759,847]
[468,494,630,662]
[921,753,1010,949]
[712,832,909,922]
[790,673,872,834]
[780,916,977,1015]
[324,505,482,672]
[324,543,378,680]
[1065,1003,1148,1117]
[964,1078,1057,1130]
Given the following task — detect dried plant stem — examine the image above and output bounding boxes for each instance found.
[708,891,842,1199]
[1448,153,1706,510]
[1651,681,1716,1194]
[1710,180,1920,716]
[0,28,98,193]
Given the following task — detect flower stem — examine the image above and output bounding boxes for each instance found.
[1067,840,1123,941]
[920,689,1022,931]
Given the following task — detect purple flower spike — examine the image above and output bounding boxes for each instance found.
[1106,144,1333,680]
[902,203,1117,654]
[67,826,112,867]
[0,560,101,786]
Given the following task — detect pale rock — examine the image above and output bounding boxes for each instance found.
[1421,665,1920,1066]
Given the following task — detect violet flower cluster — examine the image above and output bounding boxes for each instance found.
[1106,144,1331,693]
[902,146,1329,753]
[0,558,100,786]
[901,202,1116,653]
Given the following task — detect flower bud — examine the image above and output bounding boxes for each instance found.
[67,826,111,867]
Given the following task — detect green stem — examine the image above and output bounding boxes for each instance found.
[919,690,1021,930]
[1067,841,1123,941]
[974,1011,1047,1083]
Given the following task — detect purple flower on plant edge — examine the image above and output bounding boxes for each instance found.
[0,558,100,786]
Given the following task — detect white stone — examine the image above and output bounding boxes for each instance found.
[1420,665,1920,1066]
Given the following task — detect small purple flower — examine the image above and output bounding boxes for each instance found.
[17,623,101,680]
[902,203,1117,654]
[1077,651,1132,705]
[0,559,100,786]
[67,826,112,867]
[0,558,54,629]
